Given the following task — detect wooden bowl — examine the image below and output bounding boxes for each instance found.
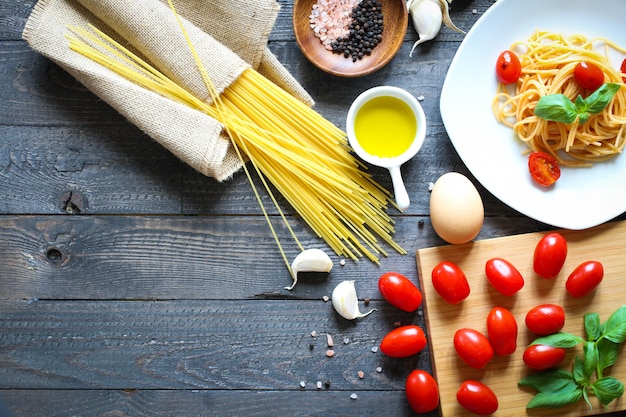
[293,0,408,77]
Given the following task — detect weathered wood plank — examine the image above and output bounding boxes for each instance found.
[0,299,429,391]
[0,215,557,301]
[0,389,416,417]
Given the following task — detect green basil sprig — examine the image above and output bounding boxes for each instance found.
[519,305,626,410]
[534,83,621,124]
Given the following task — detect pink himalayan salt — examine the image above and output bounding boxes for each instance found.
[309,0,359,50]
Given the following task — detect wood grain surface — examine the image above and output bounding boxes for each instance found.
[1,0,626,416]
[417,220,626,417]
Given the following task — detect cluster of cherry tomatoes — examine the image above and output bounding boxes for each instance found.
[376,272,439,414]
[375,232,605,414]
[428,232,605,415]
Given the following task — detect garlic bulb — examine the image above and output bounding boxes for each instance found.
[285,248,333,290]
[331,280,376,320]
[407,0,465,57]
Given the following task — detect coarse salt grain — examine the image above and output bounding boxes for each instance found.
[309,0,360,50]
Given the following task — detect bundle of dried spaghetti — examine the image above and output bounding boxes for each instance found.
[23,0,312,181]
[48,0,404,263]
[493,30,626,166]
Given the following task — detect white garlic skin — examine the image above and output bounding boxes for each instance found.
[285,248,333,290]
[407,0,465,57]
[331,280,376,320]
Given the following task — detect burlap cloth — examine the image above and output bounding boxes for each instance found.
[23,0,314,181]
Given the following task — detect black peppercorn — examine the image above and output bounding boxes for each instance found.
[331,0,384,61]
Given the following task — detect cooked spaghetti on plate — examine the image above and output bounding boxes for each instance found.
[493,30,626,167]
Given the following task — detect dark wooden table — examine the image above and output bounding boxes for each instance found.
[1,1,624,416]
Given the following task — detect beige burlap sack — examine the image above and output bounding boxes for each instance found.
[23,0,313,181]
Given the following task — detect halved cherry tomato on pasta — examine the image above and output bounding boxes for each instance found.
[380,325,427,358]
[454,328,494,369]
[525,304,565,335]
[621,58,626,83]
[431,261,470,304]
[378,272,422,312]
[565,260,604,298]
[405,370,440,414]
[523,344,566,370]
[528,151,561,187]
[485,258,524,296]
[574,61,605,91]
[457,380,499,415]
[486,306,518,356]
[495,50,522,84]
[533,232,567,279]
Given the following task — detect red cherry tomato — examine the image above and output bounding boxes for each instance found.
[574,61,605,91]
[566,260,604,298]
[380,325,427,358]
[523,344,566,370]
[495,50,522,84]
[528,151,561,187]
[621,58,626,83]
[405,370,440,414]
[533,232,568,279]
[525,304,565,335]
[431,261,470,304]
[378,272,422,312]
[453,328,494,369]
[485,258,524,296]
[457,380,499,415]
[486,306,518,356]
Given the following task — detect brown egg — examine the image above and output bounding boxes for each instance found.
[429,172,484,244]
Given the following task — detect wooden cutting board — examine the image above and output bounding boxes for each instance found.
[416,220,626,417]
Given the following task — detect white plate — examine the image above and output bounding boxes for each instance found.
[440,0,626,230]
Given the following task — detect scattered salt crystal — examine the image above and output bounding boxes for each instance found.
[376,366,383,373]
[322,295,330,302]
[311,330,317,337]
[417,95,425,101]
[343,337,350,344]
[350,393,358,400]
[300,381,306,388]
[428,182,435,191]
[371,346,378,353]
[317,381,323,389]
[340,259,346,266]
[472,9,478,14]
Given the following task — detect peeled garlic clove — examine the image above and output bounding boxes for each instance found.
[408,0,443,57]
[331,280,376,320]
[407,0,465,57]
[285,248,333,290]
